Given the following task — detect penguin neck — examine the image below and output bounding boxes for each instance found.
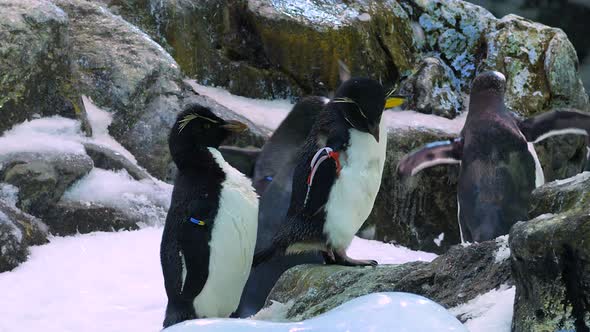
[172,144,220,171]
[468,92,506,117]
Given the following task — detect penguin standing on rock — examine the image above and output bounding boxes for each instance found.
[253,77,405,267]
[160,105,258,328]
[398,71,590,243]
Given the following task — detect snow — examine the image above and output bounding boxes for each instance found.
[62,169,172,226]
[83,96,138,163]
[168,292,467,332]
[0,183,19,207]
[186,80,293,130]
[0,116,86,156]
[0,228,166,332]
[347,236,437,264]
[494,235,510,263]
[383,110,466,134]
[0,227,444,332]
[450,286,515,332]
[434,232,445,247]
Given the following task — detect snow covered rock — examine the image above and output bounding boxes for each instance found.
[0,0,86,134]
[0,196,48,272]
[0,152,93,217]
[266,238,511,320]
[167,292,467,332]
[510,214,590,330]
[83,143,151,181]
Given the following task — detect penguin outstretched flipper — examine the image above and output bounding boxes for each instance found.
[517,108,590,143]
[397,138,464,177]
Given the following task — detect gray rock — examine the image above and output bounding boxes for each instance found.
[399,57,463,118]
[83,143,150,181]
[511,211,590,331]
[510,172,590,331]
[265,237,511,320]
[0,198,48,272]
[0,152,94,216]
[0,0,87,134]
[102,0,416,99]
[43,201,140,236]
[365,127,461,254]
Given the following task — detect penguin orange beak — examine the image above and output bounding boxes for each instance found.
[368,122,380,142]
[221,120,248,133]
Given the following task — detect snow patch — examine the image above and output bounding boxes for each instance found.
[251,300,293,322]
[0,210,21,241]
[494,235,510,263]
[357,13,371,21]
[383,110,466,134]
[0,184,19,208]
[0,116,86,156]
[347,236,437,264]
[83,96,137,163]
[434,233,445,247]
[63,169,172,226]
[450,285,515,332]
[186,80,293,130]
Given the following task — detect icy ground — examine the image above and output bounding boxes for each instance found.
[0,85,512,332]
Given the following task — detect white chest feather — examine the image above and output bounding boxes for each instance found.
[191,148,258,318]
[323,119,387,250]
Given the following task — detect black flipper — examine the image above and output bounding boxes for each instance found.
[178,218,211,306]
[397,138,464,177]
[518,109,590,143]
[218,146,260,177]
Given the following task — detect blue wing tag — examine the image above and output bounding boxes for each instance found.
[189,217,206,226]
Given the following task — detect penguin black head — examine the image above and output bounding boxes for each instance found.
[169,105,247,165]
[330,78,388,142]
[471,71,506,97]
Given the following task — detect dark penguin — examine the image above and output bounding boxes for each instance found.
[253,77,399,267]
[160,105,258,328]
[235,96,328,317]
[398,71,590,242]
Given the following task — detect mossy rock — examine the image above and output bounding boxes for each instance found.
[0,0,86,134]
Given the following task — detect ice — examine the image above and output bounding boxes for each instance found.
[186,80,293,130]
[347,236,437,264]
[168,292,467,332]
[450,285,515,332]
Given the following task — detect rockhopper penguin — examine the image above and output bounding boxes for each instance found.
[160,105,258,328]
[398,71,590,243]
[253,77,404,267]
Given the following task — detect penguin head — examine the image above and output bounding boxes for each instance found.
[169,105,248,156]
[331,78,387,142]
[471,71,506,97]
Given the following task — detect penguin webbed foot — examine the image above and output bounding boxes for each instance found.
[322,250,336,264]
[333,248,378,267]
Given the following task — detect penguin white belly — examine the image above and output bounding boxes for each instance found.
[323,119,387,250]
[192,148,258,318]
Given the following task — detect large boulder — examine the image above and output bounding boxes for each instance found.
[404,0,589,117]
[0,152,93,217]
[265,237,511,320]
[102,0,416,99]
[0,0,87,134]
[0,184,48,272]
[510,174,590,331]
[364,120,461,254]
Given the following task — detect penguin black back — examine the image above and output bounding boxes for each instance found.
[161,104,255,328]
